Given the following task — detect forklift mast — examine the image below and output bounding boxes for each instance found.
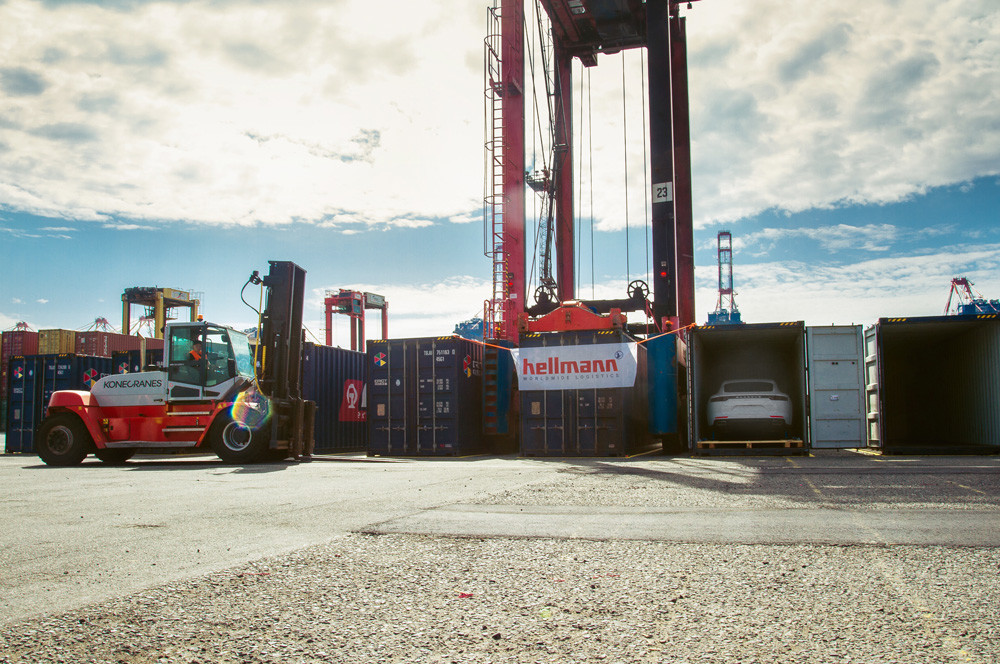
[258,261,306,401]
[256,260,314,457]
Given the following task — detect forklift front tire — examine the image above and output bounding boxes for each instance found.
[210,414,269,464]
[94,448,136,465]
[36,413,92,466]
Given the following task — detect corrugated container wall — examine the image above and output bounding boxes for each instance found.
[1,331,39,402]
[5,356,43,453]
[302,342,367,453]
[38,329,77,355]
[688,322,808,447]
[519,330,654,457]
[111,348,163,374]
[866,315,1000,453]
[646,332,687,453]
[367,336,484,456]
[75,332,144,358]
[39,355,113,409]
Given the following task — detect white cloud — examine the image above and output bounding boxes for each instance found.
[0,0,994,239]
[684,0,1000,227]
[731,223,899,255]
[564,0,1000,231]
[36,298,48,304]
[102,223,155,231]
[0,0,483,229]
[700,242,1000,325]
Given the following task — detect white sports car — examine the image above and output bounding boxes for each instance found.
[706,379,792,437]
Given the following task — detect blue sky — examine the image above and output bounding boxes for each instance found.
[1,0,998,345]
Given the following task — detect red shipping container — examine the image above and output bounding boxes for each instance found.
[1,331,39,399]
[143,337,165,351]
[74,332,144,358]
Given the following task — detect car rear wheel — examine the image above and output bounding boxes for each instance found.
[36,413,92,466]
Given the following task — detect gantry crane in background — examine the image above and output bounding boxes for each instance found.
[484,0,697,341]
[706,230,743,325]
[324,290,388,352]
[945,277,1000,316]
[122,287,200,339]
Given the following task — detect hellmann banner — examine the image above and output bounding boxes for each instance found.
[510,343,638,390]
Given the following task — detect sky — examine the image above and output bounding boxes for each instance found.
[0,0,998,346]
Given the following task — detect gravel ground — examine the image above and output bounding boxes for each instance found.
[1,533,998,664]
[478,455,1000,511]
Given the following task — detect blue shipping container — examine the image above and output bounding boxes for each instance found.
[40,355,113,407]
[519,330,654,457]
[112,349,144,375]
[5,356,44,453]
[367,336,484,456]
[301,342,367,453]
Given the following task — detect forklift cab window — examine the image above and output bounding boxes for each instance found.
[168,328,203,385]
[168,326,239,387]
[203,327,236,387]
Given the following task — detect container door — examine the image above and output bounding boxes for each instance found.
[807,326,865,448]
[686,331,697,448]
[863,325,881,449]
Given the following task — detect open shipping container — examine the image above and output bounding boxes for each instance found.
[688,322,808,450]
[367,336,484,456]
[866,315,1000,453]
[519,330,654,457]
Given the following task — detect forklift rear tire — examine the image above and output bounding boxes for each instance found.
[210,414,269,464]
[36,413,92,467]
[94,448,136,465]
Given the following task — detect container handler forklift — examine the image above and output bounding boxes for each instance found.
[35,261,316,466]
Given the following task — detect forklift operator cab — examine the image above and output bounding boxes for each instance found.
[166,323,255,400]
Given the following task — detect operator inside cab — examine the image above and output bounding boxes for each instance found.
[186,339,205,366]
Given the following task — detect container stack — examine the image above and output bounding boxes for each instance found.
[5,354,114,453]
[367,336,484,456]
[518,330,654,457]
[1,330,39,432]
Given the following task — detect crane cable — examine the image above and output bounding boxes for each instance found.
[621,52,631,285]
[588,67,595,299]
[641,47,652,327]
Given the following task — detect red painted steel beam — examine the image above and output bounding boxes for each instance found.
[670,11,695,329]
[502,0,526,343]
[554,36,575,303]
[521,303,626,332]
